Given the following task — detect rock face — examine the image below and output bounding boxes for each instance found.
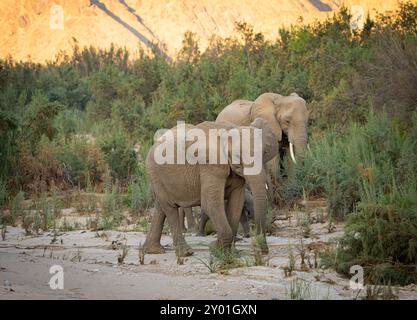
[0,0,402,62]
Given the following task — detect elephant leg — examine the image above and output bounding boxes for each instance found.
[162,204,193,257]
[197,210,209,236]
[144,206,166,254]
[184,207,196,231]
[225,185,245,238]
[240,209,251,238]
[201,176,233,250]
[178,207,186,233]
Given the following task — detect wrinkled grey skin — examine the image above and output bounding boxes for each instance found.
[217,92,309,204]
[198,188,254,237]
[178,207,196,232]
[144,119,276,256]
[147,92,308,254]
[216,92,309,160]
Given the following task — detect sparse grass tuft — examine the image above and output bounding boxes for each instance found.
[285,278,317,300]
[364,283,397,300]
[199,246,246,273]
[138,241,145,265]
[283,244,296,277]
[251,232,268,266]
[117,241,129,264]
[10,191,25,226]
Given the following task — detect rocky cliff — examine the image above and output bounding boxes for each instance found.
[0,0,404,62]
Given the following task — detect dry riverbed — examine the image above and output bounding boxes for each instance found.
[1,216,416,300]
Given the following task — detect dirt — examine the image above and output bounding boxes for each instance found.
[1,211,416,300]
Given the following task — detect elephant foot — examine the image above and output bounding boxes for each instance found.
[175,243,194,257]
[143,243,166,254]
[209,240,232,254]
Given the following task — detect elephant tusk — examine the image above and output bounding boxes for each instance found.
[265,183,268,190]
[307,143,311,151]
[289,142,296,164]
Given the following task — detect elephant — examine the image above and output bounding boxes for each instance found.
[197,188,254,237]
[178,207,196,232]
[144,119,277,256]
[216,92,309,204]
[144,92,309,253]
[216,92,309,164]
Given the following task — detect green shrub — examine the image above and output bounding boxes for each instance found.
[10,190,25,226]
[313,112,417,285]
[94,123,137,185]
[56,135,107,189]
[0,180,7,208]
[126,161,153,215]
[101,181,124,225]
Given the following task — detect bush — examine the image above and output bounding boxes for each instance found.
[126,162,153,215]
[56,134,107,190]
[302,112,417,285]
[15,137,66,194]
[95,124,138,185]
[0,180,8,208]
[286,112,417,219]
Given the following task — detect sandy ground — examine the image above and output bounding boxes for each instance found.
[1,219,416,300]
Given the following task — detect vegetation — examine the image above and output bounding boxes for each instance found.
[285,278,319,300]
[0,3,416,283]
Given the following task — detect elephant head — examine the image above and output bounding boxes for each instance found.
[251,92,309,163]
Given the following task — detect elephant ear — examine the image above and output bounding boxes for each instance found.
[250,118,279,164]
[249,101,283,142]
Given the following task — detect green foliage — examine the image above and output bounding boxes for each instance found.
[127,165,153,215]
[287,112,417,219]
[96,124,138,184]
[199,246,248,273]
[1,3,415,196]
[306,112,417,285]
[22,91,64,153]
[286,278,317,300]
[56,135,107,189]
[101,182,124,226]
[10,190,25,226]
[0,180,8,208]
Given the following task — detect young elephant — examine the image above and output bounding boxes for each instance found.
[197,188,254,237]
[178,207,196,232]
[144,119,277,256]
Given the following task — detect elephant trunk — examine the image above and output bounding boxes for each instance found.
[289,121,308,163]
[245,169,269,253]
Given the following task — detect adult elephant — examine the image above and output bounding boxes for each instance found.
[197,187,254,237]
[144,119,277,256]
[217,92,309,163]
